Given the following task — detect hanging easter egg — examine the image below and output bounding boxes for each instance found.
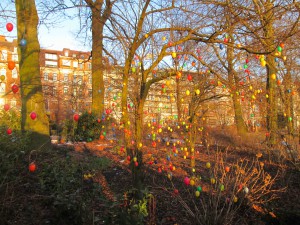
[206,162,211,169]
[261,60,266,67]
[288,117,292,122]
[283,56,287,61]
[275,57,278,62]
[6,23,13,32]
[20,39,27,46]
[12,84,19,93]
[195,191,200,197]
[162,36,166,41]
[277,46,282,52]
[271,74,276,80]
[30,112,37,120]
[8,61,15,70]
[219,43,224,50]
[224,38,229,43]
[172,52,177,58]
[190,179,195,186]
[166,80,171,86]
[6,128,12,135]
[4,104,10,111]
[244,187,249,194]
[192,61,196,67]
[225,166,230,172]
[134,161,138,167]
[244,64,248,69]
[73,114,80,121]
[279,43,284,48]
[210,177,216,184]
[145,33,149,38]
[233,196,238,203]
[187,74,192,81]
[132,67,136,73]
[220,184,225,191]
[186,90,190,96]
[0,75,5,81]
[29,162,36,172]
[197,186,202,192]
[195,89,200,95]
[184,177,190,185]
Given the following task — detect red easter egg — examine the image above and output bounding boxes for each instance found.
[73,114,79,121]
[225,166,230,172]
[4,104,10,111]
[6,128,12,135]
[134,161,139,167]
[184,177,190,185]
[173,189,179,195]
[6,23,13,32]
[12,84,19,93]
[127,155,131,161]
[29,162,36,172]
[7,61,15,70]
[30,112,37,120]
[187,74,192,81]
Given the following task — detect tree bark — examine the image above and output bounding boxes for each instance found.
[15,0,50,147]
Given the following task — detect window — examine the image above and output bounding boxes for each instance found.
[1,68,6,76]
[12,48,18,61]
[12,68,18,78]
[73,88,77,96]
[64,73,68,82]
[87,62,92,70]
[88,89,92,97]
[10,98,17,107]
[53,73,57,81]
[72,54,77,58]
[44,72,48,81]
[78,76,82,85]
[79,63,83,69]
[73,74,77,83]
[0,83,6,94]
[45,61,58,67]
[64,50,69,57]
[1,50,7,60]
[88,76,92,84]
[63,86,68,94]
[62,59,71,66]
[45,53,58,60]
[53,87,57,96]
[73,61,78,68]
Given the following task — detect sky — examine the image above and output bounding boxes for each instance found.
[0,0,90,52]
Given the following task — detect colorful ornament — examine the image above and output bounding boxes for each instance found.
[30,112,37,120]
[6,128,12,135]
[12,84,19,93]
[29,162,36,172]
[8,61,15,70]
[20,39,27,46]
[73,114,80,121]
[4,104,10,111]
[6,23,13,32]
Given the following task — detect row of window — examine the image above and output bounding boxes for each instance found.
[43,85,92,97]
[43,72,92,84]
[1,68,18,78]
[1,49,18,61]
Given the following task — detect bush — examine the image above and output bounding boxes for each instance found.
[74,112,102,142]
[170,151,285,225]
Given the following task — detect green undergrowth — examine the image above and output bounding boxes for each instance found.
[0,129,112,225]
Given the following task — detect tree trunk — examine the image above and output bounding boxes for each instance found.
[263,2,278,145]
[90,4,105,118]
[15,0,50,148]
[176,78,182,122]
[226,37,247,135]
[232,92,247,134]
[283,69,293,135]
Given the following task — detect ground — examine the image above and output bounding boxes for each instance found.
[71,132,300,225]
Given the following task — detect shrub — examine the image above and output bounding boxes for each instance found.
[170,151,285,225]
[74,112,102,142]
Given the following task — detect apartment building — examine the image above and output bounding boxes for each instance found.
[0,34,236,128]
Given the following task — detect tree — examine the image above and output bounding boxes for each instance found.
[15,0,50,147]
[226,0,300,144]
[84,0,115,118]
